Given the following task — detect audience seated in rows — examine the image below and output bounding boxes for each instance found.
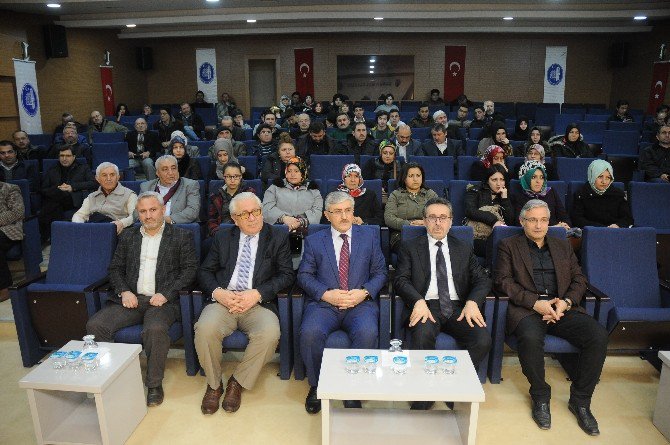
[178,103,205,141]
[422,123,463,157]
[478,121,513,157]
[516,126,550,157]
[12,131,41,161]
[607,99,634,123]
[393,124,422,158]
[47,123,90,159]
[343,122,376,164]
[408,103,434,128]
[471,145,509,182]
[514,143,557,180]
[52,112,87,138]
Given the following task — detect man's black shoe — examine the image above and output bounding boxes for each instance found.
[531,400,551,430]
[305,386,321,414]
[410,401,435,410]
[147,386,164,407]
[568,402,600,436]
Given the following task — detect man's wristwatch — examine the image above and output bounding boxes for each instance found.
[563,298,573,311]
[362,288,371,301]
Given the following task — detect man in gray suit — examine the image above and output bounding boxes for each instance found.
[139,155,200,224]
[86,191,198,407]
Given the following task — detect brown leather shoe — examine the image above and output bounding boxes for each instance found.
[200,384,223,415]
[222,376,243,413]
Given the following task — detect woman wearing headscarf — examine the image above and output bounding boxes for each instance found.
[477,121,514,157]
[512,160,571,228]
[336,163,383,226]
[169,134,202,180]
[512,116,530,141]
[554,123,596,158]
[471,145,509,182]
[572,160,633,228]
[209,138,251,181]
[513,143,558,180]
[262,156,323,232]
[207,162,256,236]
[362,140,405,200]
[465,164,514,256]
[517,126,551,157]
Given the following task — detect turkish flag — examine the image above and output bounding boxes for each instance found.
[647,62,670,114]
[100,67,115,117]
[294,48,314,98]
[444,46,466,103]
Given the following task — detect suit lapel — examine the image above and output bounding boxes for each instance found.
[417,236,431,291]
[252,225,268,284]
[546,237,567,297]
[155,224,171,272]
[349,226,360,276]
[323,229,339,280]
[228,227,241,279]
[514,235,534,280]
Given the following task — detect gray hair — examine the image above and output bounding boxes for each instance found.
[298,113,310,120]
[155,154,177,170]
[136,191,164,206]
[134,117,147,125]
[229,192,262,216]
[221,116,234,124]
[396,124,411,133]
[325,191,354,210]
[519,199,550,220]
[95,162,119,177]
[423,197,453,218]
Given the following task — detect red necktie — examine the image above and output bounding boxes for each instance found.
[338,233,349,290]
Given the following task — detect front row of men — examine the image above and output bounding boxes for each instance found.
[85,189,607,436]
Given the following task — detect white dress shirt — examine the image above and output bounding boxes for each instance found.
[227,232,260,291]
[136,222,165,296]
[331,226,353,265]
[425,234,460,301]
[156,183,174,215]
[436,141,448,154]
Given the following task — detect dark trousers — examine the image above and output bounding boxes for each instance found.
[514,310,608,406]
[0,232,19,289]
[410,299,492,372]
[86,296,180,388]
[300,299,379,387]
[38,194,75,240]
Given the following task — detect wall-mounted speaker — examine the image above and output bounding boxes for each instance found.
[43,24,68,58]
[136,47,153,71]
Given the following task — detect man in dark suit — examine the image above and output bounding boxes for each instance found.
[394,197,492,410]
[420,123,463,157]
[195,192,294,414]
[392,124,422,159]
[298,191,388,414]
[494,199,608,435]
[126,118,160,180]
[39,146,96,242]
[86,191,198,406]
[296,121,344,164]
[0,141,38,191]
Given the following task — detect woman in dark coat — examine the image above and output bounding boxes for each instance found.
[169,135,202,180]
[362,139,404,198]
[207,162,256,236]
[555,123,595,158]
[470,144,510,182]
[572,159,633,228]
[512,160,571,229]
[336,163,383,226]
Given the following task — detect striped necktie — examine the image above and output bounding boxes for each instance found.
[339,233,349,290]
[234,235,253,291]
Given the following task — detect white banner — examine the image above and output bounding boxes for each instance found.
[543,46,567,104]
[13,59,43,134]
[195,48,217,103]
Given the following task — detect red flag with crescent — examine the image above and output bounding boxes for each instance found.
[100,66,115,117]
[647,61,670,114]
[444,46,466,103]
[294,48,314,98]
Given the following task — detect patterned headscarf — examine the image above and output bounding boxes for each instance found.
[587,159,614,196]
[284,156,308,187]
[337,163,366,197]
[519,160,550,197]
[526,143,546,163]
[481,145,506,169]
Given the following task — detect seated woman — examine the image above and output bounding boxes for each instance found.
[169,134,202,180]
[262,156,323,233]
[553,123,596,158]
[464,164,514,257]
[261,133,295,187]
[477,121,513,157]
[516,126,550,157]
[512,160,571,229]
[336,163,383,226]
[362,139,404,202]
[384,162,439,252]
[513,143,558,180]
[471,145,509,182]
[209,139,251,181]
[207,162,256,236]
[572,159,633,228]
[511,116,530,141]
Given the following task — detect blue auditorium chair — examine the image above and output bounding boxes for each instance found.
[91,142,134,179]
[408,155,454,181]
[565,181,624,215]
[509,179,567,206]
[608,121,639,132]
[391,225,493,383]
[196,156,211,179]
[601,130,640,156]
[7,179,42,278]
[534,107,560,127]
[10,222,117,367]
[119,180,142,195]
[191,140,212,157]
[554,114,584,134]
[465,139,479,156]
[577,121,607,144]
[91,132,125,143]
[28,133,52,148]
[468,127,483,140]
[555,157,596,182]
[629,182,670,234]
[238,156,258,179]
[292,224,389,381]
[584,113,609,122]
[447,180,480,226]
[309,155,355,181]
[412,127,430,141]
[516,103,537,121]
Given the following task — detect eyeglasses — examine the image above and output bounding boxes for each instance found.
[235,208,262,220]
[425,216,452,223]
[224,175,242,180]
[523,217,550,224]
[326,208,354,216]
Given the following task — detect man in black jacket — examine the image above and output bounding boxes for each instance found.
[420,123,463,157]
[0,141,37,190]
[296,122,343,164]
[343,122,376,164]
[639,124,670,182]
[178,102,205,141]
[39,146,96,242]
[126,118,160,180]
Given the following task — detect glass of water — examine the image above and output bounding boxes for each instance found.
[392,355,408,374]
[424,355,439,374]
[344,355,361,374]
[363,355,378,373]
[442,356,457,374]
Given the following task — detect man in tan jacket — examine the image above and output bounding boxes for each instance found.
[0,180,24,301]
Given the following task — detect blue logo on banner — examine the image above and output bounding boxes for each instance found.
[546,64,564,86]
[21,83,39,117]
[199,62,215,84]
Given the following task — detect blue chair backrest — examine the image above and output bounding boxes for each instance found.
[601,130,639,156]
[208,179,264,201]
[534,107,559,126]
[238,156,258,178]
[408,155,454,181]
[490,226,566,277]
[411,127,430,141]
[561,107,586,115]
[456,156,479,180]
[92,142,129,169]
[46,222,117,285]
[326,179,383,207]
[578,121,607,144]
[359,155,375,167]
[496,102,515,118]
[509,179,567,206]
[554,114,584,133]
[92,132,125,143]
[555,158,594,182]
[608,121,639,132]
[42,158,88,173]
[584,113,609,122]
[8,179,30,217]
[310,155,355,181]
[465,139,478,156]
[196,156,211,179]
[120,180,142,195]
[516,103,537,121]
[244,128,254,140]
[400,225,474,246]
[191,141,211,157]
[388,179,446,198]
[198,108,217,126]
[174,223,202,262]
[506,156,525,175]
[582,227,659,307]
[447,180,480,226]
[28,133,52,148]
[468,128,483,140]
[629,182,670,232]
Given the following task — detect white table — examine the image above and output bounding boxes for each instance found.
[318,349,485,445]
[19,341,146,445]
[653,351,670,441]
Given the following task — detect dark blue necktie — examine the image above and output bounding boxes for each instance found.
[435,240,453,319]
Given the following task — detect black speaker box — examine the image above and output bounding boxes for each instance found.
[608,42,629,68]
[43,24,68,58]
[136,47,153,70]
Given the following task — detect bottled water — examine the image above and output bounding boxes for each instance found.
[392,355,408,374]
[424,355,439,374]
[81,352,100,371]
[50,351,67,369]
[344,355,361,374]
[82,335,98,350]
[363,355,378,373]
[65,350,83,370]
[389,339,403,352]
[442,356,457,374]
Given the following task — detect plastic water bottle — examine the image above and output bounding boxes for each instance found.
[344,355,361,374]
[81,352,100,371]
[424,355,439,374]
[363,355,378,373]
[392,355,408,374]
[442,356,457,374]
[50,350,67,369]
[389,339,403,352]
[65,350,83,370]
